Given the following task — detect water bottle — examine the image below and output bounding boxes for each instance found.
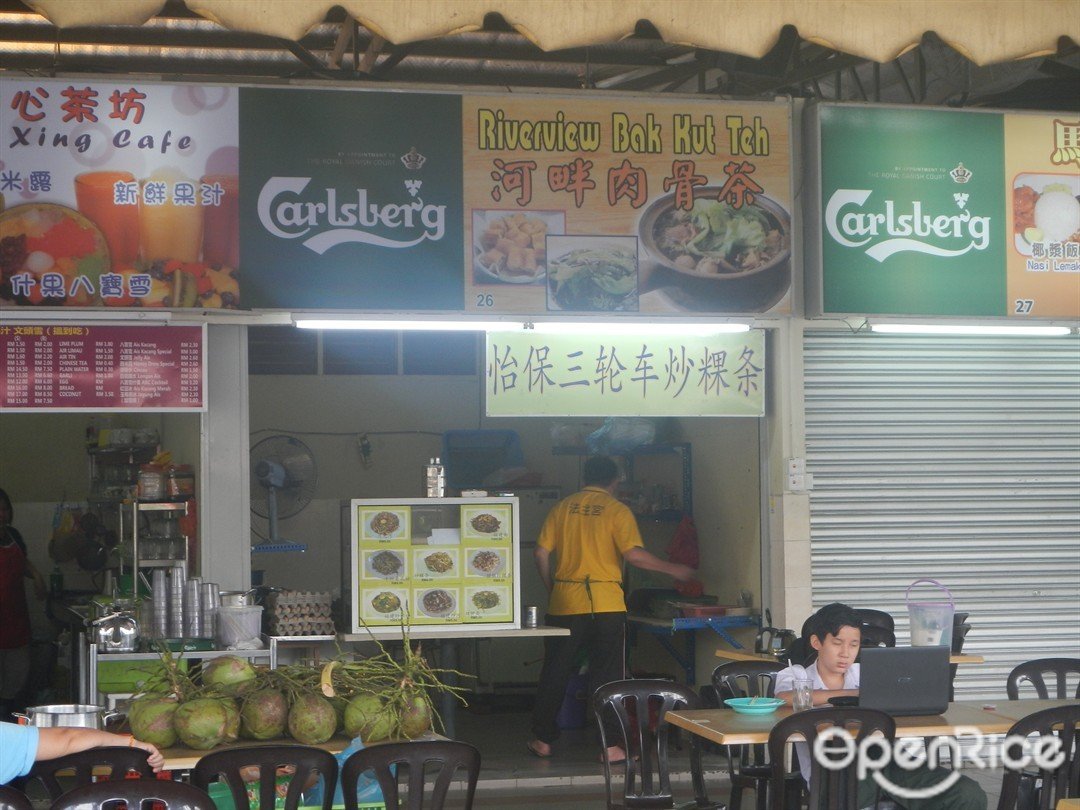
[424,457,445,498]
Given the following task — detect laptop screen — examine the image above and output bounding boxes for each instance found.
[858,646,951,716]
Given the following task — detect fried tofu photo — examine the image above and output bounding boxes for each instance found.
[475,212,555,281]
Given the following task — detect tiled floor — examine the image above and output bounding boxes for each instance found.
[451,705,1007,809]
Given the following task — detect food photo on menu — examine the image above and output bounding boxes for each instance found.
[473,209,565,284]
[353,500,515,627]
[545,235,640,312]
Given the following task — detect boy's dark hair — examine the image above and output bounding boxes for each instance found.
[0,487,11,520]
[583,456,619,487]
[808,602,862,641]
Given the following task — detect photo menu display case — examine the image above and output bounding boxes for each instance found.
[343,497,521,634]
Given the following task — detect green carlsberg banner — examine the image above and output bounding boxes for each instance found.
[820,106,1006,316]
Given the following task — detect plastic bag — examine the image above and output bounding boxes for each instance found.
[667,515,699,568]
[302,735,387,807]
[585,418,656,455]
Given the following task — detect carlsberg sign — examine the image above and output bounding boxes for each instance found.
[818,105,1006,316]
[826,190,991,262]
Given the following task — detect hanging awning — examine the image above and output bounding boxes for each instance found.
[26,0,1080,66]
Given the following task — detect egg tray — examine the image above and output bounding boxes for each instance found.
[265,590,334,621]
[267,603,333,619]
[267,617,338,636]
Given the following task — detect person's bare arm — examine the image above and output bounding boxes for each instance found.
[25,558,46,600]
[534,546,552,592]
[35,727,164,771]
[622,547,695,581]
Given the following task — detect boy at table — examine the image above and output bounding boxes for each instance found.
[775,603,985,810]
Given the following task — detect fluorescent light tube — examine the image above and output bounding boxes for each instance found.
[523,322,751,336]
[0,309,171,323]
[294,319,515,331]
[870,324,1072,336]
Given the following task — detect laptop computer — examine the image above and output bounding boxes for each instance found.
[857,646,951,716]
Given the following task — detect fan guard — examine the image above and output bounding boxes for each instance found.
[250,435,317,520]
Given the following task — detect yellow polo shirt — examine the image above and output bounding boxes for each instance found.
[537,486,643,615]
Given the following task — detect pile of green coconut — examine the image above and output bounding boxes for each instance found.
[128,640,463,750]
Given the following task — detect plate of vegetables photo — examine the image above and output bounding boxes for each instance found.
[545,235,639,312]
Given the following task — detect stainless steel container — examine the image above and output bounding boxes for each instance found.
[524,605,539,628]
[219,589,256,607]
[91,610,139,653]
[13,704,118,729]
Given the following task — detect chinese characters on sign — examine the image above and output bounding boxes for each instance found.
[484,330,765,417]
[0,324,205,411]
[1,78,240,310]
[465,99,792,317]
[815,105,1079,319]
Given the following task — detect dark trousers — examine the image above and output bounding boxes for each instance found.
[531,611,627,745]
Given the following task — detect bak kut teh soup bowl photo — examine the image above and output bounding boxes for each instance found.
[637,186,792,287]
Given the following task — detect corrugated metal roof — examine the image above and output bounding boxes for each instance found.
[2,1,1077,109]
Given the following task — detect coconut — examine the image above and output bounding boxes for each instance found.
[240,688,288,740]
[202,656,257,696]
[399,690,433,739]
[174,698,230,750]
[129,696,179,748]
[220,698,240,743]
[328,695,349,733]
[288,693,337,745]
[343,693,383,739]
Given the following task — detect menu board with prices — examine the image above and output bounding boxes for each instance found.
[0,323,206,411]
[347,497,520,633]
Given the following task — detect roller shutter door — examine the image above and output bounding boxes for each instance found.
[803,330,1080,699]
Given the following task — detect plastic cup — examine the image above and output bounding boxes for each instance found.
[139,169,203,263]
[74,170,140,267]
[200,174,239,267]
[792,678,814,712]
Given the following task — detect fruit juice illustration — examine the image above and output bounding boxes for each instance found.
[139,167,203,262]
[200,174,239,268]
[74,170,140,266]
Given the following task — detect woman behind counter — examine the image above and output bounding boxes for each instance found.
[0,487,46,721]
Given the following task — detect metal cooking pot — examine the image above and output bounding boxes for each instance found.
[219,589,256,607]
[14,704,119,729]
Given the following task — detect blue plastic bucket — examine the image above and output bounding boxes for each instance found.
[556,672,588,729]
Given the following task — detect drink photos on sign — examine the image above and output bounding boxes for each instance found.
[0,79,239,309]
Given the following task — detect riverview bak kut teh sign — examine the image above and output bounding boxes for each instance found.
[808,104,1079,319]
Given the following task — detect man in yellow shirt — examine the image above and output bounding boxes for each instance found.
[526,456,695,762]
